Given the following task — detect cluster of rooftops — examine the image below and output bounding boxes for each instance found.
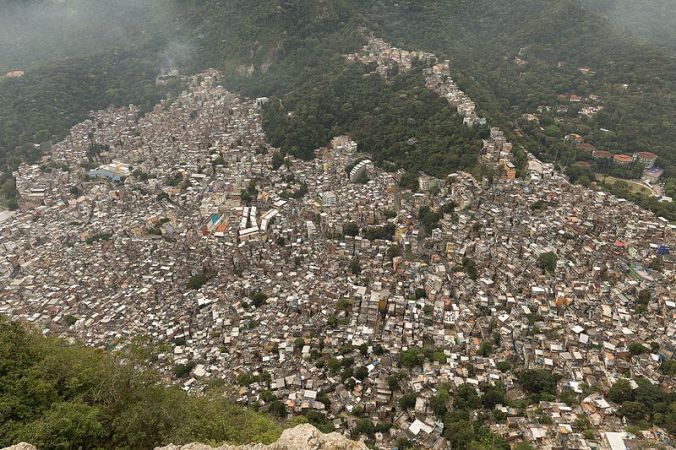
[1,38,674,450]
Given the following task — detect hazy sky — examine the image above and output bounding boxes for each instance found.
[0,0,178,72]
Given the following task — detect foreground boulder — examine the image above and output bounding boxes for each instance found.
[156,424,367,450]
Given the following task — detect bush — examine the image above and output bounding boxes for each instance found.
[173,362,195,378]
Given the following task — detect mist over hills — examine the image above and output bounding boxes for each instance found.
[0,0,180,73]
[581,0,676,54]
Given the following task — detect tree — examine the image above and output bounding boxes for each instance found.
[632,378,663,410]
[327,358,341,374]
[517,369,562,397]
[647,258,662,272]
[399,171,419,191]
[544,125,560,137]
[398,393,417,409]
[343,222,360,237]
[400,348,424,368]
[573,415,591,432]
[430,387,449,416]
[660,360,676,376]
[617,401,647,423]
[173,362,195,378]
[443,420,475,450]
[268,401,287,418]
[628,342,647,356]
[294,337,305,351]
[348,257,362,275]
[186,274,206,290]
[462,257,478,280]
[537,252,558,274]
[353,419,375,438]
[418,206,442,235]
[496,361,511,373]
[481,386,506,409]
[514,443,536,450]
[27,402,106,450]
[477,341,492,357]
[271,152,285,170]
[607,379,633,404]
[396,438,413,450]
[388,372,404,391]
[354,366,369,381]
[386,244,402,260]
[454,384,481,411]
[251,290,268,308]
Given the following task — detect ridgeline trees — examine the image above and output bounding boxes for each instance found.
[537,252,558,275]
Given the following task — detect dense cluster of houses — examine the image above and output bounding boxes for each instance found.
[1,54,674,450]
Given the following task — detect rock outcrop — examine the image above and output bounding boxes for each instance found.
[2,444,37,450]
[157,424,367,450]
[0,424,365,450]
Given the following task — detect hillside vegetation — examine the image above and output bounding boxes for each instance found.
[0,318,281,449]
[358,1,675,186]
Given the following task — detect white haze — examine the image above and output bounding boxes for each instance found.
[0,0,180,72]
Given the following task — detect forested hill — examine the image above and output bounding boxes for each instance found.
[0,0,674,218]
[358,0,675,167]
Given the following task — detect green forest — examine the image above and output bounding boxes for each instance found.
[0,318,281,449]
[262,62,485,174]
[354,0,676,218]
[0,0,674,219]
